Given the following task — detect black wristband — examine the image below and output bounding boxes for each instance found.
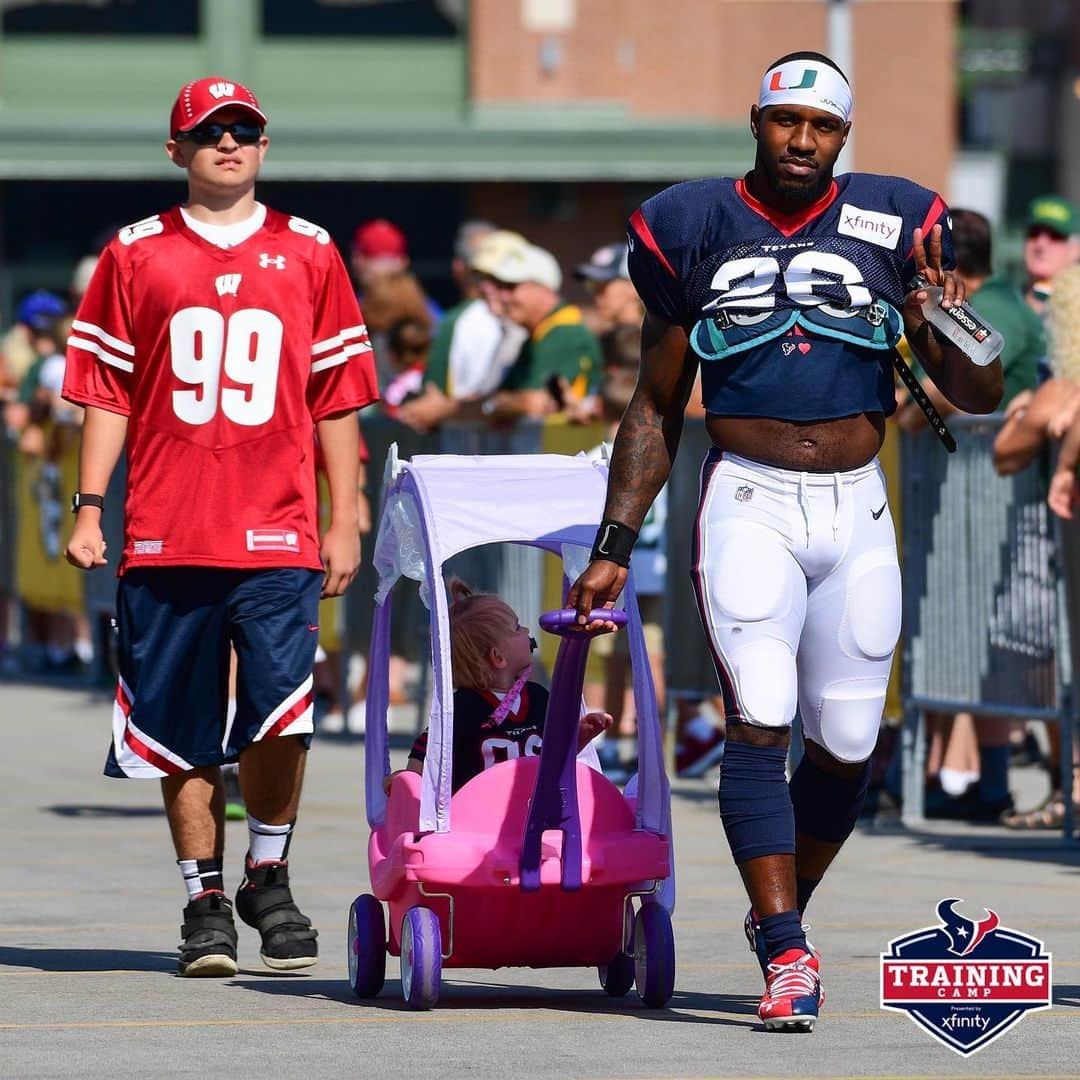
[590,519,638,568]
[71,492,105,514]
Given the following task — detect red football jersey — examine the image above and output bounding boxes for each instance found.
[63,206,378,572]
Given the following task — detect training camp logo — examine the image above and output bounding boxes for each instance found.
[880,899,1051,1056]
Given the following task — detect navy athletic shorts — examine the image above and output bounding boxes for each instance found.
[106,567,323,779]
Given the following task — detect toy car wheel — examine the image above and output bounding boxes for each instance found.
[598,946,635,997]
[347,894,386,998]
[400,906,442,1010]
[634,902,675,1007]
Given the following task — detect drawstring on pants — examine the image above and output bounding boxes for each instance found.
[798,472,844,546]
[798,472,811,548]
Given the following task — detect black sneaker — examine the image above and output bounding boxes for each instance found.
[178,891,238,977]
[235,858,318,970]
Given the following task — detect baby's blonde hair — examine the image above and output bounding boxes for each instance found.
[447,578,519,690]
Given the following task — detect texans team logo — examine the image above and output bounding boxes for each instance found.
[881,899,1051,1056]
[937,898,999,956]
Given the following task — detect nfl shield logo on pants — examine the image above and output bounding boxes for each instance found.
[880,899,1052,1056]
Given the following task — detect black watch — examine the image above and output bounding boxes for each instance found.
[71,492,105,514]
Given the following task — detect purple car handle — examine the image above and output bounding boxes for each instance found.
[538,608,628,636]
[520,608,626,892]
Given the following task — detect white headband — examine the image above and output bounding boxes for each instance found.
[759,60,852,122]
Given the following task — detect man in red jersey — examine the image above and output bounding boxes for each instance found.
[62,77,378,977]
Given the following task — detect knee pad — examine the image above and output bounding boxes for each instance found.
[730,640,798,729]
[790,753,872,843]
[716,739,794,864]
[843,550,901,661]
[706,525,799,729]
[807,679,886,763]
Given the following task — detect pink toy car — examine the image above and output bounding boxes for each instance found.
[348,452,675,1009]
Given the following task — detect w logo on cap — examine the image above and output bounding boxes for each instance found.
[769,68,817,91]
[208,82,236,100]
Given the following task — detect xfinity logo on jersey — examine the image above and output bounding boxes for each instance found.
[838,204,903,250]
[215,274,242,297]
[880,899,1051,1056]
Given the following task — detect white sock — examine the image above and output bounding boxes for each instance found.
[939,767,978,796]
[246,815,293,864]
[178,857,224,901]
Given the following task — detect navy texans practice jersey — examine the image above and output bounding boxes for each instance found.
[627,173,953,422]
[409,682,549,793]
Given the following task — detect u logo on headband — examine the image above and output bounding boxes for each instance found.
[759,58,852,122]
[769,69,817,92]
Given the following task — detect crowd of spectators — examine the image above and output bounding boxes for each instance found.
[893,194,1080,829]
[3,194,1080,801]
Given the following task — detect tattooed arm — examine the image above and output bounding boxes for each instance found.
[568,313,697,623]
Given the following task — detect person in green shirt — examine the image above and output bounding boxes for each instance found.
[397,228,527,433]
[896,207,1043,428]
[475,239,602,424]
[897,208,1045,825]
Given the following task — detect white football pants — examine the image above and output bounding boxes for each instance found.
[692,449,901,763]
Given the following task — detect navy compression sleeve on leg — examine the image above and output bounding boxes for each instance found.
[716,739,795,864]
[789,752,872,844]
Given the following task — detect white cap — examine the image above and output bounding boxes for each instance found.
[469,229,527,272]
[475,240,562,291]
[71,254,99,300]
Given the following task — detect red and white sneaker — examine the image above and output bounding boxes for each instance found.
[744,908,819,979]
[757,948,822,1032]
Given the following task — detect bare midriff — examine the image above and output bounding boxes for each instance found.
[706,412,886,473]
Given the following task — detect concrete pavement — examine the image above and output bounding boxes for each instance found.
[2,680,1079,1079]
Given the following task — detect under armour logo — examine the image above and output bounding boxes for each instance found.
[208,82,236,100]
[259,254,286,270]
[215,273,242,297]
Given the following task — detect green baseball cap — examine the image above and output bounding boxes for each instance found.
[1027,195,1079,237]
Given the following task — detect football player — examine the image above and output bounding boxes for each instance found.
[570,51,1003,1030]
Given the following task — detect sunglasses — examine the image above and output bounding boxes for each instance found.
[1026,225,1068,243]
[175,121,264,146]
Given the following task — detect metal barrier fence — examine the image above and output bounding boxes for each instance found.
[663,420,720,700]
[899,414,1075,838]
[344,415,556,661]
[7,411,1075,836]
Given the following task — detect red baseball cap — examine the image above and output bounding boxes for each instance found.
[352,219,408,259]
[170,77,268,136]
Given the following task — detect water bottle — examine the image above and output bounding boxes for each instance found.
[910,274,1004,367]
